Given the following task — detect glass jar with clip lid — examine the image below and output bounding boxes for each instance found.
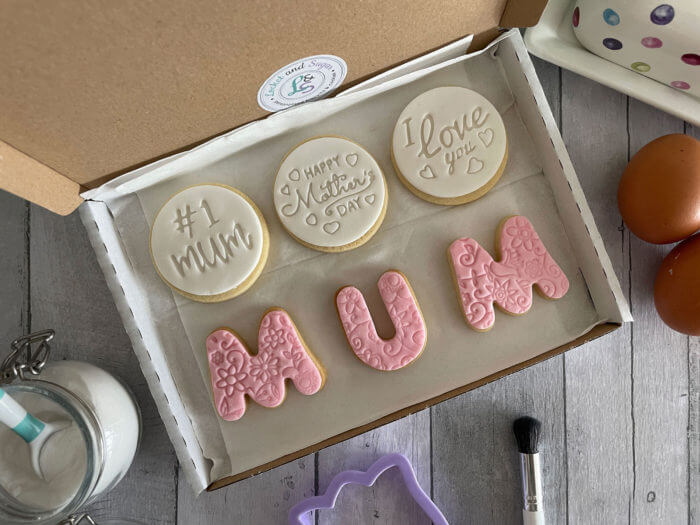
[0,330,141,525]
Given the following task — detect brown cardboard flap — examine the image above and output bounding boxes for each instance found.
[500,0,549,28]
[0,0,547,213]
[0,141,83,216]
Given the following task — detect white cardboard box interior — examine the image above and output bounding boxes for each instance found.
[80,30,630,493]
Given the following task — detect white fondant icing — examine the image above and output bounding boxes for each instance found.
[392,87,507,199]
[274,137,387,248]
[150,184,265,297]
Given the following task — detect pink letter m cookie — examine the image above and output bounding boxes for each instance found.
[448,216,569,331]
[206,308,325,421]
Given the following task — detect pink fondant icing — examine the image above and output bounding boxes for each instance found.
[336,271,426,371]
[448,216,569,331]
[206,309,324,421]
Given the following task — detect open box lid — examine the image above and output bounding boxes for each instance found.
[0,0,547,215]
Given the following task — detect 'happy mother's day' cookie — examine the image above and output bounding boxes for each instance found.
[392,86,508,205]
[150,184,269,302]
[274,136,388,252]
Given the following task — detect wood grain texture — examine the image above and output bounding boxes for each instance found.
[316,412,431,524]
[628,99,689,524]
[690,336,699,525]
[561,71,634,523]
[687,124,700,525]
[0,192,28,339]
[177,456,315,524]
[28,205,178,524]
[432,359,567,524]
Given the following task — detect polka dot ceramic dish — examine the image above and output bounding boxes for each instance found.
[572,1,700,98]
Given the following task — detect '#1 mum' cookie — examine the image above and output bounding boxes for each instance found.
[392,86,508,205]
[150,183,269,302]
[274,136,388,252]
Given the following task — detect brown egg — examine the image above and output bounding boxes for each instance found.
[618,134,700,244]
[654,233,700,335]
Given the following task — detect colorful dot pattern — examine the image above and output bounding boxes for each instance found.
[603,37,623,50]
[573,2,696,91]
[650,4,675,24]
[641,36,663,48]
[603,8,620,25]
[632,61,651,72]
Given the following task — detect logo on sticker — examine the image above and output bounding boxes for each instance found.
[257,55,347,112]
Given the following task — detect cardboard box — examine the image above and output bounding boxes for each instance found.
[1,0,543,215]
[0,1,631,493]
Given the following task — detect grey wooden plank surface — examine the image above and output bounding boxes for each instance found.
[432,359,567,524]
[690,336,699,525]
[687,125,700,525]
[561,71,634,523]
[628,100,689,524]
[0,57,698,525]
[0,192,27,340]
[28,206,178,524]
[177,456,315,524]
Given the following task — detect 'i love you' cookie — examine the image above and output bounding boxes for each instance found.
[274,136,388,252]
[150,184,269,302]
[392,86,508,205]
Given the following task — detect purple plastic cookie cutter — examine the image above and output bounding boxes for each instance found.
[288,453,448,525]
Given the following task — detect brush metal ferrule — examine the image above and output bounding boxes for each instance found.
[519,452,543,512]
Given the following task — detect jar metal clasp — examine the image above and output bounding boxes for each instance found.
[0,329,55,384]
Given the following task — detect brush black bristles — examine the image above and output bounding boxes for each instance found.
[513,416,542,454]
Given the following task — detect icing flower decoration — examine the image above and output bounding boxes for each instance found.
[448,215,569,331]
[206,308,325,421]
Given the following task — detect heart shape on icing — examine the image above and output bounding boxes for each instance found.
[345,153,359,167]
[364,194,376,205]
[478,128,494,147]
[288,169,301,181]
[323,221,341,235]
[419,165,437,179]
[467,157,484,174]
[306,213,318,226]
[280,184,290,196]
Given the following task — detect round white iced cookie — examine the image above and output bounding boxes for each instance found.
[274,136,388,252]
[150,184,269,302]
[392,86,508,205]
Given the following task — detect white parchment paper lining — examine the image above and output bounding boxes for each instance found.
[84,34,610,484]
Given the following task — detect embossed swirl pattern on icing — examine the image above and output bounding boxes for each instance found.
[336,271,426,371]
[206,309,324,421]
[448,216,569,331]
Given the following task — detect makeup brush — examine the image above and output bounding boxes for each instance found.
[513,416,544,525]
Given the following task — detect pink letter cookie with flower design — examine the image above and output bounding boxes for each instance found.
[206,308,325,421]
[335,270,427,371]
[448,216,569,331]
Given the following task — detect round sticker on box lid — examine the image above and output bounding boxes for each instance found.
[257,55,347,112]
